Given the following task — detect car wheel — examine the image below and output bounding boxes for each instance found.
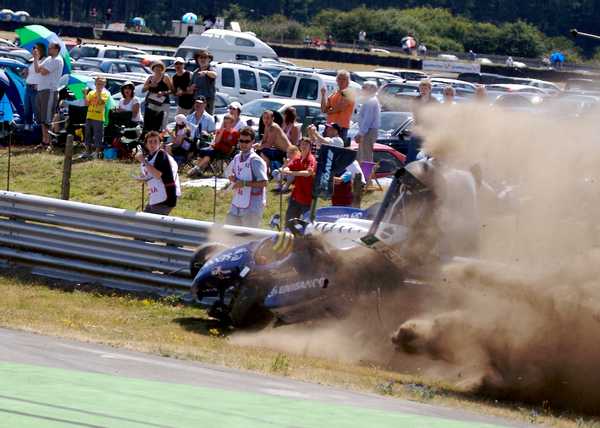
[230,286,263,328]
[189,243,227,278]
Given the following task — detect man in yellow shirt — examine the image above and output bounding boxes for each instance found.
[84,77,110,159]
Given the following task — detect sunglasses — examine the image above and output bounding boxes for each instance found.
[239,138,253,143]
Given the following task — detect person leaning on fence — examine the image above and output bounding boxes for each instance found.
[226,127,268,228]
[282,137,316,223]
[191,49,217,115]
[83,77,111,159]
[143,61,173,131]
[34,42,64,148]
[136,131,181,216]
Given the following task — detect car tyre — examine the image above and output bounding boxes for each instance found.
[189,243,227,278]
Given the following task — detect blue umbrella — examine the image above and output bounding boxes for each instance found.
[182,13,198,25]
[550,51,565,64]
[132,17,145,27]
[0,69,24,116]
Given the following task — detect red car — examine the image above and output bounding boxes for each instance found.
[350,142,406,178]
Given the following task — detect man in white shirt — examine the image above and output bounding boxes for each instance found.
[355,81,381,162]
[34,42,64,146]
[307,122,344,155]
[185,97,216,140]
[24,44,44,130]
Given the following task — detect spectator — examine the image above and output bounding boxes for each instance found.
[76,38,82,46]
[168,114,194,166]
[83,77,111,159]
[417,43,427,57]
[143,61,173,131]
[401,32,417,55]
[34,42,64,148]
[355,81,380,162]
[333,154,365,207]
[282,107,301,146]
[505,56,514,67]
[415,79,439,106]
[191,49,217,115]
[23,43,45,130]
[443,85,456,105]
[358,30,367,51]
[225,102,244,131]
[307,122,344,154]
[325,34,334,50]
[282,137,316,223]
[172,57,194,116]
[226,127,268,228]
[474,84,487,102]
[186,97,216,140]
[304,35,311,47]
[272,145,300,193]
[190,113,239,177]
[117,81,142,123]
[320,70,355,143]
[468,49,477,61]
[105,7,112,29]
[90,8,97,26]
[259,110,291,171]
[136,131,181,216]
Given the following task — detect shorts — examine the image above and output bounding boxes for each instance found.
[37,89,58,125]
[144,203,174,216]
[85,119,104,150]
[198,147,226,160]
[285,197,311,224]
[261,148,285,164]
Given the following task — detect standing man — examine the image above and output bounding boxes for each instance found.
[226,127,268,228]
[191,49,217,115]
[105,7,112,29]
[320,70,355,144]
[135,131,181,216]
[172,57,194,115]
[282,137,316,223]
[34,42,63,148]
[355,81,380,162]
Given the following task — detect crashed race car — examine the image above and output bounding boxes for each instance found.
[190,159,480,327]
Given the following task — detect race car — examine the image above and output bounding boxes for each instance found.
[190,159,480,327]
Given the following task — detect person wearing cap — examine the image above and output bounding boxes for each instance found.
[355,81,380,162]
[226,127,268,228]
[117,81,142,123]
[320,69,355,143]
[168,114,194,165]
[307,122,344,155]
[191,49,217,115]
[143,61,173,131]
[172,57,194,116]
[281,137,316,223]
[186,97,216,140]
[83,77,111,159]
[225,102,244,131]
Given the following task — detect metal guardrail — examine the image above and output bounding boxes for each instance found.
[0,191,276,295]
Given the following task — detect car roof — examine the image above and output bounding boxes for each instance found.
[0,57,27,66]
[244,98,320,107]
[87,72,147,83]
[78,43,144,51]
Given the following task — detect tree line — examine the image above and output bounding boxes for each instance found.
[3,0,599,59]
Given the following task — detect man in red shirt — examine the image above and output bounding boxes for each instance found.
[282,138,316,223]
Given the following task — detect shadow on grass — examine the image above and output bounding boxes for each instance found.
[173,317,234,338]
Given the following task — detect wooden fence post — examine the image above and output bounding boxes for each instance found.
[61,135,74,200]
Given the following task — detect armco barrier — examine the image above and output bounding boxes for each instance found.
[0,191,275,295]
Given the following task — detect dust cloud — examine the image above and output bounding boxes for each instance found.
[232,102,600,413]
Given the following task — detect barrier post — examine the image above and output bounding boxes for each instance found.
[352,174,362,208]
[60,134,74,200]
[5,130,11,191]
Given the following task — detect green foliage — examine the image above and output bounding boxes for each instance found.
[246,15,305,42]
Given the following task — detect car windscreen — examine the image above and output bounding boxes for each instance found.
[380,112,412,131]
[273,76,295,98]
[241,100,285,117]
[296,78,318,100]
[70,46,99,59]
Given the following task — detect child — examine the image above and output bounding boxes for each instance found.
[84,77,110,159]
[168,114,193,165]
[272,145,300,193]
[190,114,239,177]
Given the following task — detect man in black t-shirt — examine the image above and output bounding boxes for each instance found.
[172,57,194,116]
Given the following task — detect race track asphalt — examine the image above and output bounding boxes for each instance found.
[0,328,531,428]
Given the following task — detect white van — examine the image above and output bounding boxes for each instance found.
[270,70,361,103]
[214,63,274,103]
[175,29,278,63]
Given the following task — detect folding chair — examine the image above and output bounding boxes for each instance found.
[142,108,164,134]
[359,161,383,192]
[49,104,88,148]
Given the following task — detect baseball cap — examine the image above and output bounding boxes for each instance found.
[175,114,187,125]
[174,57,185,65]
[325,122,342,133]
[195,96,206,104]
[228,101,242,111]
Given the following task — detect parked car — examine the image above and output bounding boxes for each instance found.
[492,93,545,113]
[519,78,561,95]
[175,29,278,63]
[243,61,292,78]
[214,62,274,103]
[215,98,325,130]
[378,80,444,110]
[0,57,28,79]
[564,78,600,93]
[70,43,146,60]
[374,68,428,81]
[348,111,413,141]
[0,48,31,63]
[429,77,477,95]
[457,72,515,85]
[317,69,397,87]
[72,58,151,75]
[349,141,406,178]
[126,54,176,69]
[485,84,546,94]
[271,70,361,103]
